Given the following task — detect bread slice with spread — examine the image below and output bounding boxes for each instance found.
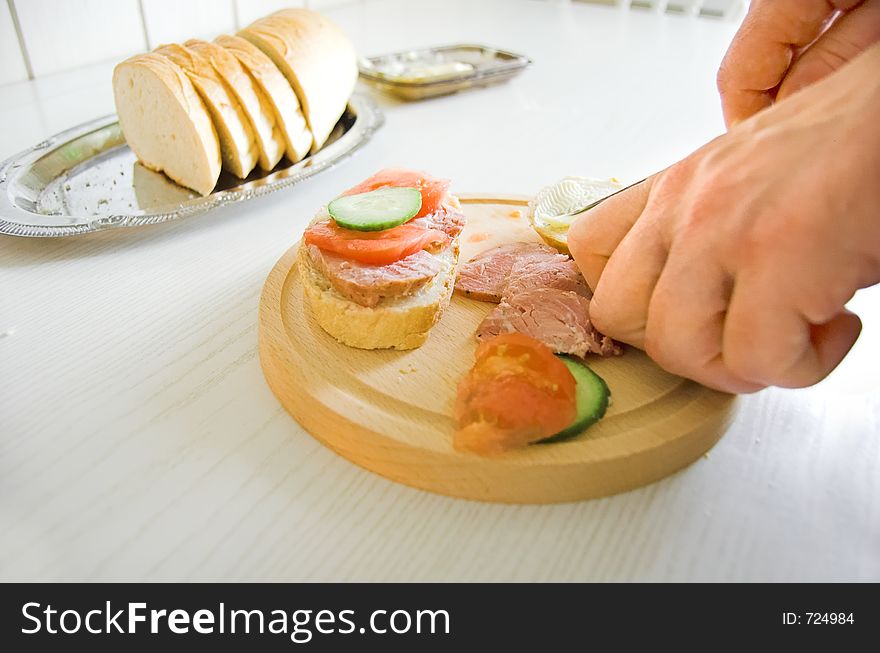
[299,169,465,350]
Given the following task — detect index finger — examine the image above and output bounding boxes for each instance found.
[567,176,655,292]
[717,0,859,126]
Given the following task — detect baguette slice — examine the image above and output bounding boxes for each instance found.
[299,230,460,351]
[185,38,285,171]
[239,9,357,152]
[113,53,221,196]
[154,43,259,178]
[214,34,312,164]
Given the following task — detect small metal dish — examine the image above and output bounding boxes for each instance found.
[0,94,384,238]
[359,44,531,101]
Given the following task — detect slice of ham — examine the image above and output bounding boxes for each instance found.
[411,206,467,240]
[505,256,592,299]
[455,242,569,302]
[307,244,443,308]
[476,288,621,358]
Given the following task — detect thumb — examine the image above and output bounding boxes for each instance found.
[567,176,654,293]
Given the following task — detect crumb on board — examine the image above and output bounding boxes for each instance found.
[467,232,490,243]
[508,210,522,219]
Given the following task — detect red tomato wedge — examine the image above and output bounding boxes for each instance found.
[342,168,451,219]
[454,333,577,455]
[303,219,449,266]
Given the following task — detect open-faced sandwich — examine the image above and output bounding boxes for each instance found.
[299,169,466,350]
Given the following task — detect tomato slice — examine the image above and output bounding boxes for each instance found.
[303,219,449,266]
[454,333,577,455]
[342,168,451,219]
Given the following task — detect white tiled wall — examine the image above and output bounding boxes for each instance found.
[14,0,147,78]
[0,2,29,85]
[1,0,745,84]
[235,0,306,27]
[142,0,237,48]
[1,0,353,83]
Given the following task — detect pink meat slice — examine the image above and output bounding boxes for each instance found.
[307,244,443,308]
[506,256,592,299]
[455,242,568,302]
[476,288,621,357]
[411,206,467,239]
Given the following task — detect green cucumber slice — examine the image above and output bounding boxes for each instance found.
[539,356,610,444]
[328,187,422,231]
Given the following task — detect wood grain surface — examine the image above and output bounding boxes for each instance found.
[259,196,737,502]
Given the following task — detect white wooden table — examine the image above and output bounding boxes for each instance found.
[1,0,878,582]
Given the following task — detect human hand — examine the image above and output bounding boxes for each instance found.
[568,44,880,393]
[718,0,880,127]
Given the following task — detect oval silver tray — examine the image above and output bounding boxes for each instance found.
[359,44,531,101]
[0,94,383,238]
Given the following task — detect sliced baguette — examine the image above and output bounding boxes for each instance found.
[185,38,285,171]
[154,43,259,179]
[239,9,358,152]
[214,34,312,164]
[299,236,460,351]
[113,53,221,196]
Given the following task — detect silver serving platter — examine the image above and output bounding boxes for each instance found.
[0,94,383,238]
[359,44,531,101]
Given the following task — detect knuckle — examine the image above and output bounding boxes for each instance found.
[643,327,672,370]
[666,152,732,245]
[643,310,681,375]
[716,58,733,95]
[729,379,766,395]
[724,349,765,384]
[813,37,855,73]
[587,289,613,335]
[799,280,854,324]
[589,284,633,344]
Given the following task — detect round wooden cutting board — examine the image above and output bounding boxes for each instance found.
[258,195,738,503]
